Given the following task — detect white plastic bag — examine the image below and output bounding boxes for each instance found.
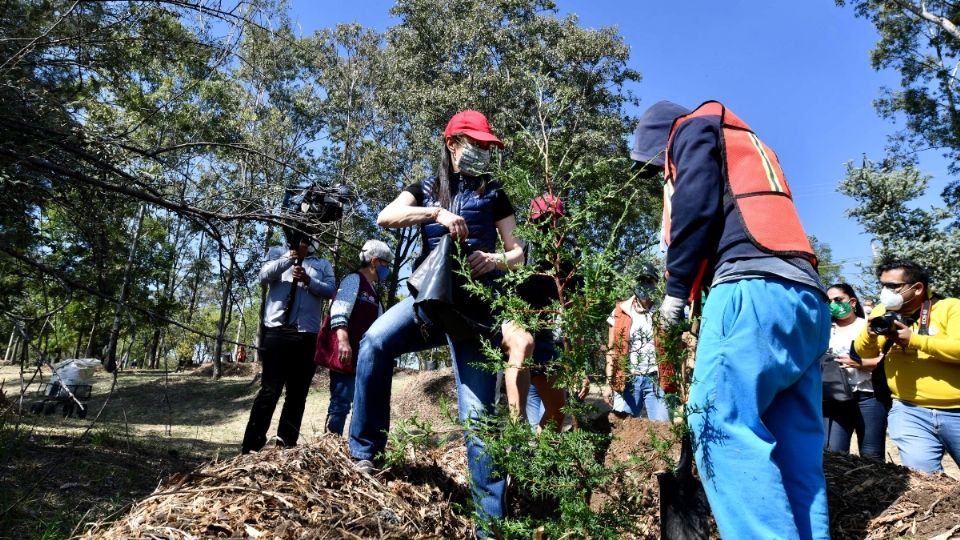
[50,358,100,388]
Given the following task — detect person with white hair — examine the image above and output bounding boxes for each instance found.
[315,239,394,435]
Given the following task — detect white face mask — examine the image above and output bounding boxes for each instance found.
[879,287,904,311]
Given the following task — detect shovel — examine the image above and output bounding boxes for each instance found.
[657,291,710,540]
[657,432,710,539]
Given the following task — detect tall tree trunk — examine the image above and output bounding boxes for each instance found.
[84,317,99,358]
[153,330,165,369]
[3,327,15,364]
[105,203,147,372]
[7,334,20,366]
[145,328,161,369]
[387,227,417,307]
[212,219,242,380]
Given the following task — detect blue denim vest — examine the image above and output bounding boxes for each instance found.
[420,175,501,261]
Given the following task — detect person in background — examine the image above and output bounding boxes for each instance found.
[317,239,393,436]
[241,239,335,453]
[349,110,523,534]
[823,283,886,461]
[502,193,572,431]
[603,272,670,421]
[631,100,830,539]
[855,259,960,473]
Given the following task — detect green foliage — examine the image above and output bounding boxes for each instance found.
[479,416,638,539]
[839,2,960,170]
[809,235,844,286]
[839,1,960,233]
[379,415,438,468]
[838,158,960,296]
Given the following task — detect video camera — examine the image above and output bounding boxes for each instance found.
[868,311,916,338]
[280,182,349,248]
[273,182,348,328]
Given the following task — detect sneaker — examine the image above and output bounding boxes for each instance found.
[353,459,377,475]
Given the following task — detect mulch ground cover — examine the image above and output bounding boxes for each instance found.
[80,435,473,539]
[9,372,960,539]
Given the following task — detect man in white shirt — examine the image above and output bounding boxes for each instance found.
[603,279,671,421]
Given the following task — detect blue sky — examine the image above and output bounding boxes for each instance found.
[289,1,952,287]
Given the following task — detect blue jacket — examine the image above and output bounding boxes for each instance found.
[636,107,820,300]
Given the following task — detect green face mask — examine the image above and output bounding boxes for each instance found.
[829,301,852,320]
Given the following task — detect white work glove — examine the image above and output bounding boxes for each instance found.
[658,295,687,329]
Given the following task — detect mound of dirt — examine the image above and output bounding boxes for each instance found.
[81,435,472,539]
[391,368,460,430]
[594,414,960,540]
[191,362,258,378]
[589,413,718,538]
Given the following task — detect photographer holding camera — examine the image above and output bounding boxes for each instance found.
[855,259,960,473]
[241,237,336,454]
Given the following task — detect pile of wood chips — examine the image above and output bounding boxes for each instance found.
[825,451,960,540]
[81,435,473,539]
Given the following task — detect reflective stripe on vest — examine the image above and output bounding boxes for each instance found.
[663,101,816,266]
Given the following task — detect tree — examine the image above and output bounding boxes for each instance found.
[809,235,844,286]
[374,1,662,535]
[838,158,960,295]
[838,1,960,221]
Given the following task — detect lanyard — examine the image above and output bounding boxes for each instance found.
[918,299,932,336]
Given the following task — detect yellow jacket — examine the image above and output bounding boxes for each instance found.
[855,298,960,408]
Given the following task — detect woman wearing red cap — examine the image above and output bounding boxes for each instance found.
[348,110,523,531]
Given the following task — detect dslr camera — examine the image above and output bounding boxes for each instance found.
[868,312,916,338]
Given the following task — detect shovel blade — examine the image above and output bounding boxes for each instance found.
[658,434,711,540]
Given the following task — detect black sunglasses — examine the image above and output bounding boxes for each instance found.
[879,281,910,291]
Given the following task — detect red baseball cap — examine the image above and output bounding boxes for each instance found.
[443,110,505,148]
[529,193,565,221]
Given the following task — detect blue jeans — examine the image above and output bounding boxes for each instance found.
[823,391,887,460]
[348,296,505,522]
[613,373,671,421]
[325,370,355,436]
[526,382,545,429]
[688,279,831,540]
[888,399,960,473]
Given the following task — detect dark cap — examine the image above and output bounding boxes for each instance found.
[631,101,691,167]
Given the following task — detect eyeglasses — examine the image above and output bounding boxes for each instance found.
[879,282,908,291]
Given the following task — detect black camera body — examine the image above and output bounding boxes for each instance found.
[281,182,349,247]
[868,311,916,337]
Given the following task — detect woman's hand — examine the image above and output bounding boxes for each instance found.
[335,328,351,363]
[834,354,860,369]
[337,340,352,363]
[467,251,501,277]
[436,208,469,239]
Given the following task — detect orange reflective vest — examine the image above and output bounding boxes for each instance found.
[663,101,817,269]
